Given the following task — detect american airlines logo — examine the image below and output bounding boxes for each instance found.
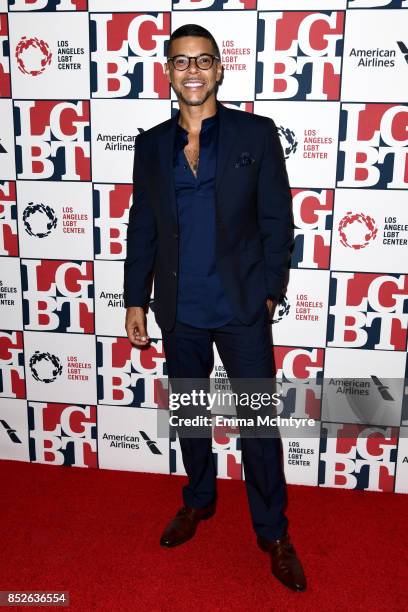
[102,430,162,455]
[348,46,396,67]
[139,430,162,455]
[396,41,408,64]
[371,376,394,401]
[0,419,22,444]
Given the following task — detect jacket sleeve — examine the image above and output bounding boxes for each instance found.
[256,118,294,302]
[123,134,157,308]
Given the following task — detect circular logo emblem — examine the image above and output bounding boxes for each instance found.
[29,351,62,383]
[338,212,378,249]
[271,297,291,324]
[277,126,298,159]
[15,36,52,76]
[23,202,57,238]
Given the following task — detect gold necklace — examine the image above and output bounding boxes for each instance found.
[184,147,199,174]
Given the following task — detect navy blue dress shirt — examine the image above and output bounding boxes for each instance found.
[173,110,235,328]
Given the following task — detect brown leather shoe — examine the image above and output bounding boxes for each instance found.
[160,503,216,548]
[257,533,307,592]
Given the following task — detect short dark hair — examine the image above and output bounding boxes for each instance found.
[167,24,220,58]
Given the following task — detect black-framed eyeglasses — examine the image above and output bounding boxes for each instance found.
[167,54,220,71]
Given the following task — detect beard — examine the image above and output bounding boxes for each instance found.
[173,81,218,106]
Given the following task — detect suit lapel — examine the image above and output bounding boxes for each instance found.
[157,113,178,225]
[157,100,237,226]
[215,101,236,195]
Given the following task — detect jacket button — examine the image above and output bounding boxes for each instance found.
[172,270,177,277]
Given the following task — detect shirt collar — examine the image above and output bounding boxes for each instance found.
[175,107,219,137]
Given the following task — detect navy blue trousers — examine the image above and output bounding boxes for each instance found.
[161,305,289,542]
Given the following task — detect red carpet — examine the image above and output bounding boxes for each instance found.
[1,460,407,611]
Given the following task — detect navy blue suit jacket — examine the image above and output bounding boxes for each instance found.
[123,100,294,332]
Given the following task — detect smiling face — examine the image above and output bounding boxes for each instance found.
[165,35,223,107]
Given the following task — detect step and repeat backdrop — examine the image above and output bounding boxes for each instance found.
[1,0,408,494]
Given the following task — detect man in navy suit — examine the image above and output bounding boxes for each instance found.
[124,24,306,592]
